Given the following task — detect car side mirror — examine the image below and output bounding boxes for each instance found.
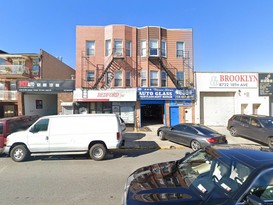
[245,195,264,205]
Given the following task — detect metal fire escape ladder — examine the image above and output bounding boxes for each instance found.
[158,58,181,88]
[92,57,115,89]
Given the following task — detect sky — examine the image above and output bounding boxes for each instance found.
[0,0,273,72]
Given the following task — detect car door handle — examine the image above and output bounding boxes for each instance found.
[45,136,49,140]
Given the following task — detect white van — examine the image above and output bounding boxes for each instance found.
[4,114,125,162]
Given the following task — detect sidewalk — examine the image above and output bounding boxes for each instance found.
[122,124,260,150]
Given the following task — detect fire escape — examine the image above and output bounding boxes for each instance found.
[149,50,193,88]
[81,49,137,90]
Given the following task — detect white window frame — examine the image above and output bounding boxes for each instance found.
[140,71,147,87]
[150,70,159,87]
[161,40,167,57]
[161,71,167,87]
[140,40,146,57]
[176,42,185,57]
[177,71,184,87]
[105,40,111,56]
[114,70,122,87]
[86,41,95,56]
[86,71,95,82]
[126,41,131,57]
[149,39,158,56]
[125,71,131,87]
[114,40,123,56]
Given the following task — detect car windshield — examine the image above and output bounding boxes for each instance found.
[260,118,273,128]
[177,148,253,197]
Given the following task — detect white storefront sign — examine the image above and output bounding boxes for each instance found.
[74,88,136,102]
[208,73,258,88]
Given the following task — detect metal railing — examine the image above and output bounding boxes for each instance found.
[0,90,17,100]
[0,65,30,75]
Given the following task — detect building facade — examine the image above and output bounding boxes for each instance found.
[195,72,273,126]
[0,49,75,118]
[75,24,195,128]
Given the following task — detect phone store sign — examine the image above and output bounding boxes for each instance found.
[137,88,195,100]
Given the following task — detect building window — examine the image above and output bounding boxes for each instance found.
[177,71,184,87]
[86,41,95,56]
[140,40,146,57]
[105,72,111,85]
[126,41,131,56]
[86,71,95,82]
[32,58,40,76]
[114,40,123,56]
[126,71,131,87]
[105,40,111,56]
[161,71,167,87]
[161,40,167,57]
[140,71,147,87]
[114,70,122,86]
[149,40,158,56]
[10,81,16,91]
[150,70,159,87]
[0,58,6,65]
[176,42,184,57]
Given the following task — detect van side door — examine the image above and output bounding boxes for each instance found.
[27,118,50,152]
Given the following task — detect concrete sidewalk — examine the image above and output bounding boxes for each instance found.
[122,124,260,150]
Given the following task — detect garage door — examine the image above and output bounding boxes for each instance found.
[201,92,235,126]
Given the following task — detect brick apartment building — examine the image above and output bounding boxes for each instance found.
[75,24,195,128]
[0,49,75,118]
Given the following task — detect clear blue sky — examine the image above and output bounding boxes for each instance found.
[1,0,273,72]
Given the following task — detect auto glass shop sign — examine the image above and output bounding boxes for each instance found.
[16,80,75,92]
[137,88,195,100]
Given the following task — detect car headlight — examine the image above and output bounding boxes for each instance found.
[122,174,134,205]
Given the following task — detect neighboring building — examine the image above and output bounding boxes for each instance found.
[195,72,273,126]
[0,49,75,118]
[75,24,195,128]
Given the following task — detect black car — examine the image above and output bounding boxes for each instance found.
[157,123,227,151]
[122,145,273,205]
[227,114,273,147]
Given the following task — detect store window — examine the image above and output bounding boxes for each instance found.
[177,71,184,87]
[114,40,122,56]
[140,71,147,87]
[161,40,167,57]
[126,71,131,87]
[149,40,158,56]
[105,40,111,56]
[161,71,167,87]
[86,71,95,82]
[86,41,95,56]
[150,70,159,87]
[140,40,146,57]
[126,41,131,56]
[176,42,184,57]
[114,70,122,87]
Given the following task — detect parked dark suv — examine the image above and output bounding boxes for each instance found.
[227,114,273,147]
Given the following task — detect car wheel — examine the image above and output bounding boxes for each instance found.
[158,131,166,140]
[10,145,29,162]
[268,137,273,149]
[89,144,107,161]
[190,140,201,151]
[230,127,238,137]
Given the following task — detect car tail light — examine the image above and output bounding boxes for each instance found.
[207,138,218,143]
[117,132,120,140]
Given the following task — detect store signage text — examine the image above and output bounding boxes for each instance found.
[210,74,258,88]
[137,88,195,101]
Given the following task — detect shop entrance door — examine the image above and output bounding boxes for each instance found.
[170,107,179,126]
